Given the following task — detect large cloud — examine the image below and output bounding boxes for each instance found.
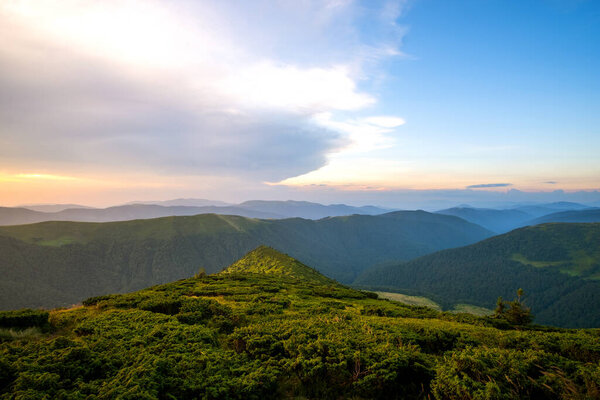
[0,0,405,182]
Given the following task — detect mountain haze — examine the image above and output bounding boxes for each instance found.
[437,203,600,233]
[1,200,391,226]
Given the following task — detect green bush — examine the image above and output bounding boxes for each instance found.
[0,309,49,329]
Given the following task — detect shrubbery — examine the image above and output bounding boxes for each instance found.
[1,271,599,399]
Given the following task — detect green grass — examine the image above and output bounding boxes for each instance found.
[449,304,493,316]
[511,253,565,268]
[375,291,442,311]
[221,245,336,285]
[36,237,77,247]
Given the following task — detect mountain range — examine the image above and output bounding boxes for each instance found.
[355,223,600,328]
[0,210,490,310]
[0,200,392,226]
[437,202,600,233]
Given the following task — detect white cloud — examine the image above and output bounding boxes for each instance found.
[312,113,404,153]
[0,0,406,183]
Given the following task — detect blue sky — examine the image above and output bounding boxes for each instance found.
[0,0,598,207]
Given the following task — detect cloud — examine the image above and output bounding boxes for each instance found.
[544,181,558,184]
[466,183,513,189]
[0,1,406,181]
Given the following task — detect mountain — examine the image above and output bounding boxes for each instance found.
[18,204,94,212]
[530,209,600,224]
[221,245,336,284]
[355,223,600,328]
[1,248,599,399]
[0,211,491,310]
[437,203,600,233]
[0,207,46,226]
[124,198,231,207]
[436,207,532,233]
[537,201,591,210]
[237,200,391,219]
[511,202,592,218]
[0,204,282,226]
[0,200,391,226]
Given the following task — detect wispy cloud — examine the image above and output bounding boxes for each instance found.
[466,183,513,189]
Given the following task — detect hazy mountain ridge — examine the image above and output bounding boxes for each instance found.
[16,204,94,212]
[0,200,392,226]
[0,210,491,310]
[437,203,600,233]
[355,223,600,328]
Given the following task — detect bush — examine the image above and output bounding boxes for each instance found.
[0,309,49,329]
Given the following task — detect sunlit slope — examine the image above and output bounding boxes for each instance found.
[221,245,336,285]
[355,223,600,328]
[1,248,599,399]
[0,211,491,309]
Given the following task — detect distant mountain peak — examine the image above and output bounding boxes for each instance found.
[220,245,335,284]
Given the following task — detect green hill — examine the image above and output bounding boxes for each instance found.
[0,211,491,310]
[355,223,600,328]
[1,249,599,399]
[221,246,336,285]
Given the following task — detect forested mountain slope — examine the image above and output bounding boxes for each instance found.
[436,207,532,233]
[1,248,599,399]
[0,211,491,310]
[355,223,600,328]
[531,209,600,224]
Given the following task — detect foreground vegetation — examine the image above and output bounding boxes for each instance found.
[1,247,599,399]
[356,223,600,328]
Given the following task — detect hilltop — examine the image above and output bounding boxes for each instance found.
[221,245,336,285]
[0,211,491,310]
[355,223,600,328]
[1,248,599,399]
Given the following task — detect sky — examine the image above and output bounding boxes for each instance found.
[0,0,599,208]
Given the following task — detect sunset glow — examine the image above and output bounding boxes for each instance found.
[0,0,598,207]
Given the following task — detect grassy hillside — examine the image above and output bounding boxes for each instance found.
[355,223,600,328]
[1,248,599,399]
[221,245,336,285]
[0,211,491,310]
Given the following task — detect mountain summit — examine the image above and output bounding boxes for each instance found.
[221,246,335,284]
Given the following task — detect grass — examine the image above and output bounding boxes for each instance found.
[511,253,564,268]
[375,291,442,311]
[449,304,493,316]
[512,251,600,279]
[37,237,77,247]
[0,326,42,340]
[221,245,336,285]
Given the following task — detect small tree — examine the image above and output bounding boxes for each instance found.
[493,289,533,326]
[494,296,505,317]
[503,288,533,326]
[195,267,206,279]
